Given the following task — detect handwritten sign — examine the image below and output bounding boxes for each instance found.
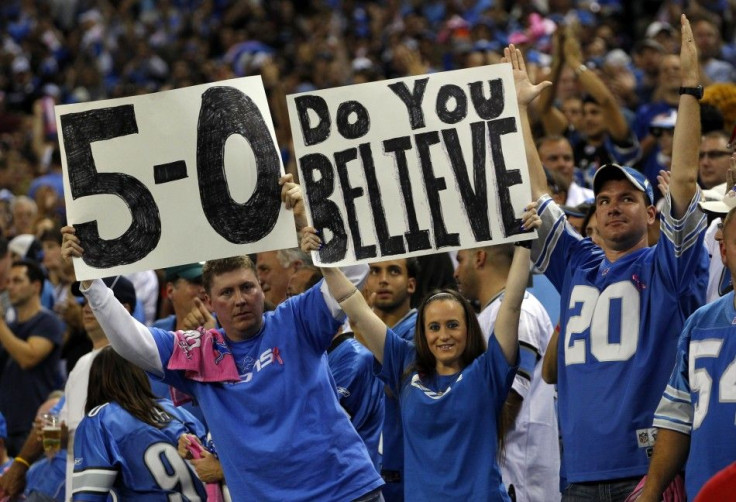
[287,63,534,266]
[57,76,296,280]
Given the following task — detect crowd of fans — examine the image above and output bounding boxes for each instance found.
[0,0,735,501]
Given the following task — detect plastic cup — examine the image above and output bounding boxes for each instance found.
[41,413,61,455]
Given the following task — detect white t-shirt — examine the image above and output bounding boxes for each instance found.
[478,291,560,502]
[59,347,102,502]
[566,182,594,207]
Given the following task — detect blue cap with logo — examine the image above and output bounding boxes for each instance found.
[593,164,654,206]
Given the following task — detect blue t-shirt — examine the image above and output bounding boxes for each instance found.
[532,193,708,482]
[0,309,63,435]
[327,334,385,469]
[72,399,206,501]
[378,328,517,501]
[149,282,383,501]
[653,292,736,499]
[25,448,66,501]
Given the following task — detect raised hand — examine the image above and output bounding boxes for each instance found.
[502,44,552,107]
[679,14,699,87]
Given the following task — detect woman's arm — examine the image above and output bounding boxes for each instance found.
[493,207,541,365]
[301,227,388,363]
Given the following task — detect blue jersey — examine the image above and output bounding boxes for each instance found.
[532,193,707,482]
[327,334,385,469]
[378,328,517,501]
[653,292,736,499]
[72,399,206,501]
[149,281,383,501]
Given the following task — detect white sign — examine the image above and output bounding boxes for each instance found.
[287,63,535,266]
[57,76,296,280]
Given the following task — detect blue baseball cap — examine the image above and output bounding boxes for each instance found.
[0,411,6,439]
[593,164,654,206]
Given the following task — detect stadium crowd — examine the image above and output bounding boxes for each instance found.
[0,0,735,501]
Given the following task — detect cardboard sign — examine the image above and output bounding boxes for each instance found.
[287,63,535,266]
[57,76,296,280]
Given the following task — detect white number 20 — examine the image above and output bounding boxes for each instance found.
[690,339,736,429]
[564,282,640,365]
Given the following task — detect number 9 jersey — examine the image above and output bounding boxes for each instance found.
[531,192,708,483]
[72,399,207,501]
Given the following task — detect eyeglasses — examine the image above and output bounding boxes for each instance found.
[650,127,674,138]
[699,150,732,160]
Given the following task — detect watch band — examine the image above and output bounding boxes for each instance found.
[679,85,703,99]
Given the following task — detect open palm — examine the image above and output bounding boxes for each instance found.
[502,44,552,107]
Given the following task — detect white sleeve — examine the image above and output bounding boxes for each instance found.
[320,263,369,319]
[81,279,164,375]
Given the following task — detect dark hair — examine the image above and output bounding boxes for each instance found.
[405,257,420,280]
[412,289,486,377]
[39,227,63,245]
[12,258,45,286]
[202,255,256,293]
[581,204,598,238]
[85,347,171,429]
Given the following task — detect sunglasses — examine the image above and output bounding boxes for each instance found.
[649,127,674,138]
[699,150,731,160]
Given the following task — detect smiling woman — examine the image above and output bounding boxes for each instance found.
[305,202,540,501]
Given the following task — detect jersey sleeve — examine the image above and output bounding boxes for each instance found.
[604,130,641,166]
[72,410,120,501]
[655,189,708,316]
[287,280,346,354]
[652,317,694,435]
[376,327,416,396]
[530,194,589,290]
[510,302,548,399]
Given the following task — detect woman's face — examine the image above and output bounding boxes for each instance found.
[423,299,468,375]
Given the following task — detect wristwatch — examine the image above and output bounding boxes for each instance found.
[679,85,704,99]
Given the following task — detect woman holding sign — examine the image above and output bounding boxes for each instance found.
[300,206,540,501]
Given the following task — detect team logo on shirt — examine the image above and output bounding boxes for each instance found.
[631,274,647,291]
[239,347,284,383]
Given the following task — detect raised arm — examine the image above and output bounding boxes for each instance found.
[494,207,540,365]
[504,45,552,201]
[538,30,571,136]
[60,226,163,375]
[669,14,701,218]
[563,25,629,142]
[301,227,387,363]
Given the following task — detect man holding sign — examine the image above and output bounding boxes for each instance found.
[61,176,384,501]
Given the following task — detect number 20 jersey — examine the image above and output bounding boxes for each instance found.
[531,193,708,482]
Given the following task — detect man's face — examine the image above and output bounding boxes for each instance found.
[721,217,736,284]
[286,267,319,298]
[561,97,583,131]
[205,267,264,341]
[12,202,34,235]
[539,139,575,184]
[658,55,681,91]
[699,136,731,189]
[82,301,103,340]
[364,259,415,313]
[454,250,480,302]
[7,265,38,307]
[256,251,291,306]
[693,20,719,59]
[595,179,655,252]
[168,277,205,317]
[583,102,606,139]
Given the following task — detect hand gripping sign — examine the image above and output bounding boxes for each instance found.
[57,76,296,280]
[287,63,536,267]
